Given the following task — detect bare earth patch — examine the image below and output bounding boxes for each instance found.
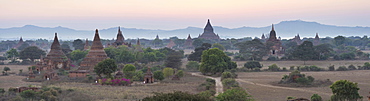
[237,70,370,101]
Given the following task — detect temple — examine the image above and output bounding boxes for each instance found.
[108,27,130,47]
[198,19,220,41]
[183,34,194,49]
[266,24,283,55]
[13,37,27,49]
[79,29,108,70]
[292,34,302,45]
[313,33,320,46]
[34,33,71,80]
[166,39,176,49]
[83,38,89,50]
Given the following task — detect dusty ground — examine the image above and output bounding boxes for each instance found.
[48,73,206,100]
[237,70,370,101]
[0,65,41,90]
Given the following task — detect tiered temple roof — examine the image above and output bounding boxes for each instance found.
[313,33,320,46]
[166,39,176,49]
[184,34,193,49]
[84,38,89,50]
[79,29,108,70]
[198,19,220,41]
[44,33,68,63]
[13,37,25,49]
[266,24,283,55]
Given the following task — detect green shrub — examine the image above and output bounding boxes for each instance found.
[336,66,348,71]
[268,64,280,71]
[296,77,310,85]
[289,66,295,70]
[311,94,322,101]
[348,64,356,70]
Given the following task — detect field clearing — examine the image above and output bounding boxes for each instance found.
[237,70,370,101]
[48,73,206,101]
[0,65,41,90]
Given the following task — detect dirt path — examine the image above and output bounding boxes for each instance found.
[191,73,223,96]
[235,79,331,96]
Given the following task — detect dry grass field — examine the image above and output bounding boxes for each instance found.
[235,60,370,69]
[237,70,370,101]
[47,73,206,101]
[0,65,41,90]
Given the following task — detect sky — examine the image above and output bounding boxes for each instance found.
[1,0,370,30]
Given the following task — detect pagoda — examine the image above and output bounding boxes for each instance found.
[266,24,283,55]
[166,39,176,49]
[313,33,320,46]
[198,19,220,41]
[292,34,302,45]
[79,29,108,70]
[36,33,70,71]
[183,34,194,49]
[109,26,129,47]
[83,38,89,50]
[13,37,27,49]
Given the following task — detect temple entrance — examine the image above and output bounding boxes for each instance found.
[272,50,275,54]
[146,78,149,83]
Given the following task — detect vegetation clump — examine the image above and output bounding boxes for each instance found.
[279,70,331,87]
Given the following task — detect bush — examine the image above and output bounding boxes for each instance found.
[328,65,335,71]
[244,61,262,70]
[336,66,348,71]
[186,61,200,71]
[311,94,322,101]
[267,56,279,61]
[348,64,356,70]
[296,77,310,85]
[142,91,211,101]
[222,78,239,89]
[268,64,280,71]
[289,66,295,70]
[216,87,254,101]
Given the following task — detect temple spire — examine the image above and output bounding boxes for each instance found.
[51,33,61,50]
[187,34,191,39]
[271,24,275,31]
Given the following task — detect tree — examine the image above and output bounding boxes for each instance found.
[165,51,183,69]
[192,38,204,48]
[19,46,45,61]
[216,87,254,101]
[212,43,225,51]
[244,61,262,70]
[72,39,84,50]
[6,48,19,61]
[162,68,174,78]
[200,48,237,75]
[330,80,362,101]
[311,94,322,101]
[333,36,346,46]
[292,41,318,65]
[153,71,164,81]
[3,67,10,74]
[314,44,333,60]
[69,50,88,62]
[94,59,117,78]
[188,43,211,62]
[235,39,268,61]
[61,42,72,54]
[186,61,200,71]
[123,64,136,79]
[152,38,163,48]
[18,43,30,51]
[175,70,184,78]
[142,91,210,101]
[20,89,36,101]
[115,46,136,63]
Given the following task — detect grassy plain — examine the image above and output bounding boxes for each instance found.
[237,70,370,101]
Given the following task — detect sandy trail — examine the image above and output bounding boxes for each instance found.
[191,73,223,96]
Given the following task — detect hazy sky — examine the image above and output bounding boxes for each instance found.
[1,0,369,30]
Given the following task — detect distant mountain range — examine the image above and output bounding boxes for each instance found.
[0,20,369,40]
